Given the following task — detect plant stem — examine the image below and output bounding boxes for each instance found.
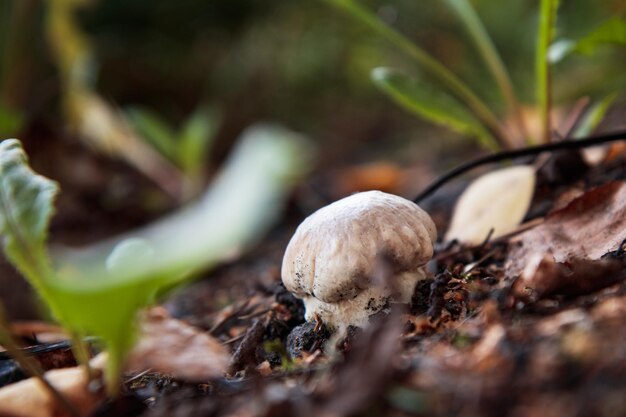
[326,0,510,147]
[445,0,528,145]
[536,0,560,144]
[0,303,80,417]
[70,332,95,383]
[413,129,626,203]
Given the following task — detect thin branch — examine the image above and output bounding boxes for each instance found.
[413,130,626,203]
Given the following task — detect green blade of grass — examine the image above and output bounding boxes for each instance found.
[372,67,498,150]
[443,0,527,143]
[324,0,509,147]
[536,0,560,144]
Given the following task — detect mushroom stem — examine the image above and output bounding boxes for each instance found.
[302,268,426,330]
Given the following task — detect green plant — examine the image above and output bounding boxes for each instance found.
[125,104,220,196]
[325,0,624,149]
[0,125,312,394]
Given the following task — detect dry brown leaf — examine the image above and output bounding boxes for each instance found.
[507,181,626,278]
[445,165,536,244]
[513,254,626,300]
[127,307,229,381]
[0,354,106,417]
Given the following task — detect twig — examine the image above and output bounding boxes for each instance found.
[222,334,246,345]
[124,368,153,385]
[434,217,544,262]
[413,130,626,203]
[70,332,95,384]
[463,248,498,274]
[208,299,252,335]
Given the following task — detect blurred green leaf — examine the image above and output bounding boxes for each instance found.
[0,139,60,316]
[125,107,177,161]
[0,125,313,394]
[573,93,618,138]
[0,105,23,136]
[550,18,626,62]
[576,18,626,53]
[371,67,497,149]
[443,0,524,140]
[177,106,220,175]
[324,0,507,147]
[50,124,312,392]
[536,0,560,143]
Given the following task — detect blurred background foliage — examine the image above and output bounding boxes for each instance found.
[0,0,624,176]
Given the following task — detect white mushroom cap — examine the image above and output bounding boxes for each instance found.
[281,190,436,329]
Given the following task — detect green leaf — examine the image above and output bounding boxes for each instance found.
[0,139,59,308]
[125,107,177,161]
[177,105,220,175]
[550,18,626,62]
[443,0,524,139]
[536,0,560,144]
[371,68,498,150]
[48,124,313,392]
[0,126,313,395]
[576,18,626,53]
[324,0,507,147]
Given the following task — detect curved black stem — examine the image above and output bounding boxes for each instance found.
[413,130,626,204]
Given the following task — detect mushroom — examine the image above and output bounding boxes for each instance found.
[281,190,436,330]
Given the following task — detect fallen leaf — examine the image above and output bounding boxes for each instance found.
[445,165,536,244]
[127,307,229,381]
[0,354,106,417]
[229,319,266,373]
[507,181,626,278]
[513,254,626,300]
